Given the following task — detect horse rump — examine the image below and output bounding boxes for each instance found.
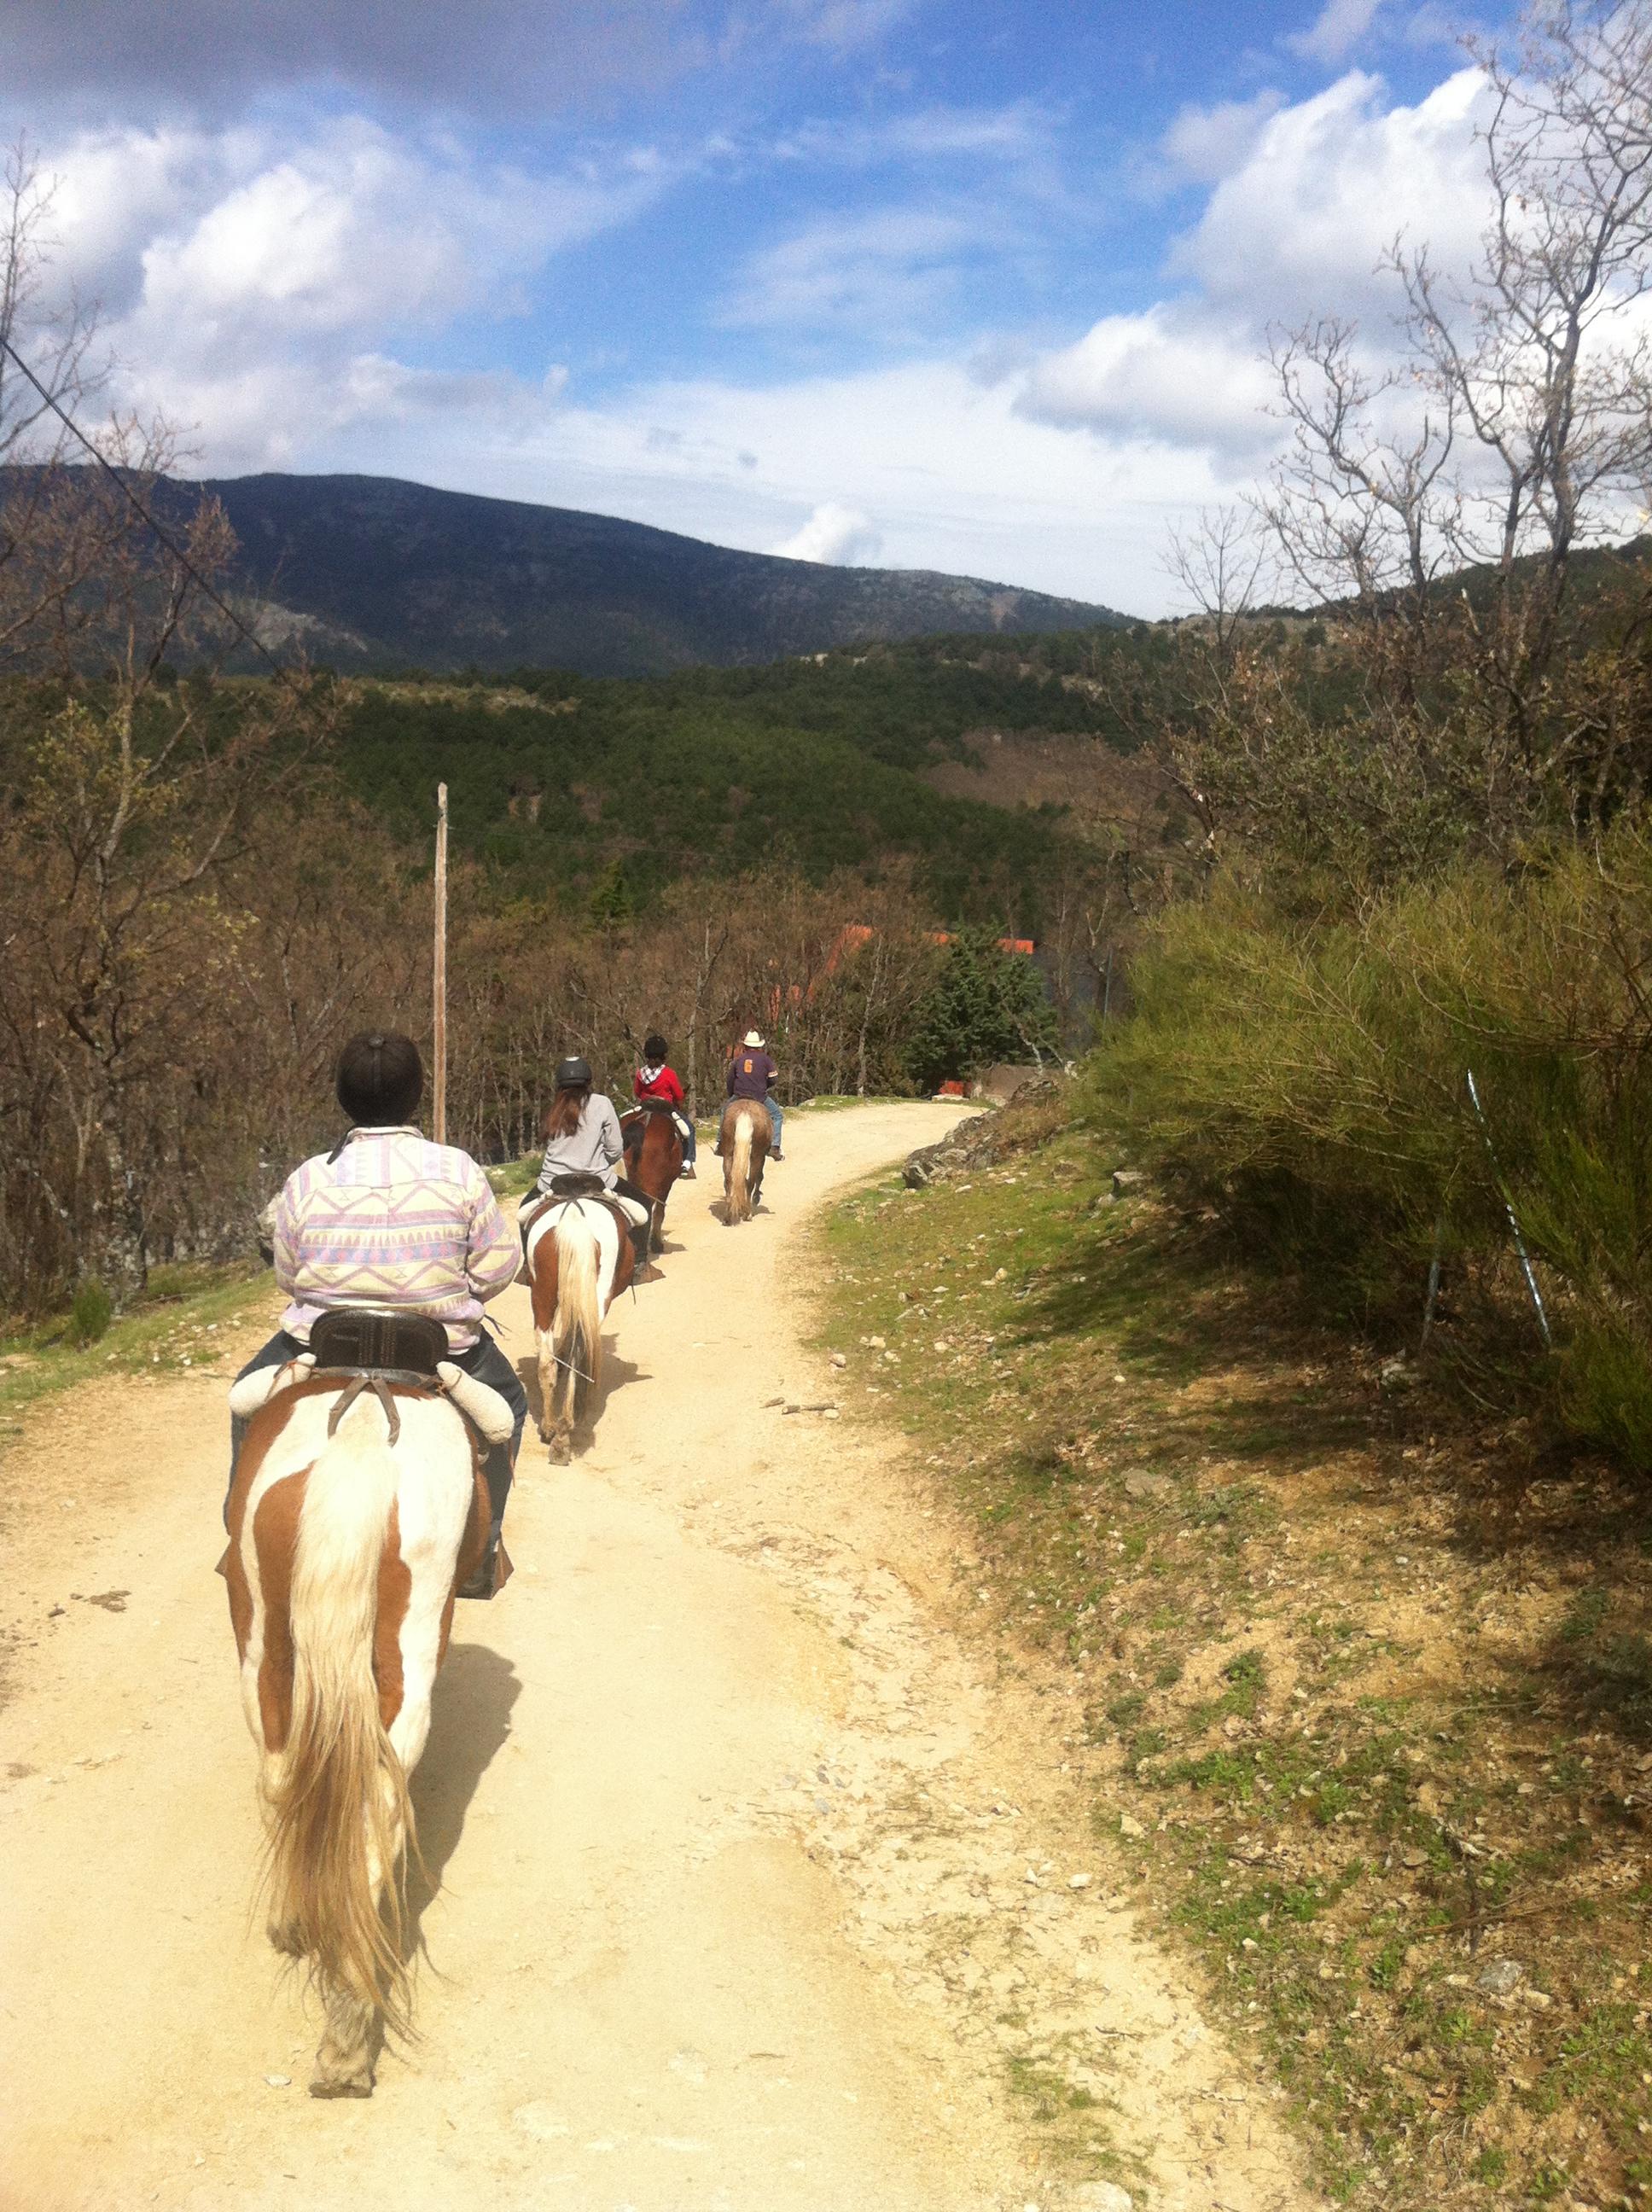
[256,1419,416,2077]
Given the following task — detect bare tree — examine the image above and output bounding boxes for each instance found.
[1260,317,1462,674]
[1244,1,1652,848]
[1398,3,1652,743]
[1166,504,1268,662]
[0,141,189,675]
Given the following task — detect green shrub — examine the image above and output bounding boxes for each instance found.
[69,1276,113,1347]
[905,927,1059,1090]
[1080,825,1652,1466]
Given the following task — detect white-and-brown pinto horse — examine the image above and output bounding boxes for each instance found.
[718,1098,771,1225]
[222,1322,512,2095]
[518,1176,639,1460]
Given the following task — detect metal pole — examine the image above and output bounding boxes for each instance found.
[433,783,448,1145]
[1465,1068,1552,1349]
[1419,1213,1446,1352]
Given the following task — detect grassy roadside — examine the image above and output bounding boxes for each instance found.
[817,1091,1652,2211]
[0,1259,274,1432]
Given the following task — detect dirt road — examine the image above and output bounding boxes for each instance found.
[0,1103,1318,2212]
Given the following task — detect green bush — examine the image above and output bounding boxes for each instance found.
[1080,827,1652,1464]
[905,927,1059,1091]
[69,1275,113,1347]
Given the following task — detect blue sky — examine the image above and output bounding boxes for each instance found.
[8,0,1515,613]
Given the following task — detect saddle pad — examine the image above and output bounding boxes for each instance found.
[228,1353,316,1418]
[227,1350,512,1446]
[436,1360,515,1444]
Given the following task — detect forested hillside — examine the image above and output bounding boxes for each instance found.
[173,470,1126,677]
[334,638,1139,920]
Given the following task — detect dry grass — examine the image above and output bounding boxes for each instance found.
[820,1094,1652,2210]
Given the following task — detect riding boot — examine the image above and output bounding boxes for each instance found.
[457,1518,514,1600]
[629,1220,664,1284]
[457,1536,497,1600]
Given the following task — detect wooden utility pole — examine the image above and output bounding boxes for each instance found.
[433,783,448,1144]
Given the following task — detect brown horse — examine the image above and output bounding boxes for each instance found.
[619,1101,685,1254]
[718,1098,770,1225]
[520,1187,638,1458]
[222,1359,502,2094]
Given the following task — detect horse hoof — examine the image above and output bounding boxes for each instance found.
[310,2067,374,2099]
[267,1918,305,1958]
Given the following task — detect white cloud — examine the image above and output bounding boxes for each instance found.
[1284,0,1387,65]
[773,101,1051,168]
[1158,90,1288,186]
[1015,67,1498,513]
[30,116,665,464]
[782,0,918,56]
[1015,306,1280,463]
[720,206,987,332]
[126,119,651,343]
[1172,66,1492,318]
[769,500,883,562]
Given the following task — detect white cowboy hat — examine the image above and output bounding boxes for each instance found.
[742,1029,765,1046]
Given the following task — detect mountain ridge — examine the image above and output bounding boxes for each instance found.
[175,470,1126,678]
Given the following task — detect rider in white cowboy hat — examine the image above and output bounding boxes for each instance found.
[725,1028,783,1159]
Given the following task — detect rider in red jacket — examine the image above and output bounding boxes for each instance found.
[633,1032,697,1178]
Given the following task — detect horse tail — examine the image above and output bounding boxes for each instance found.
[729,1109,755,1225]
[262,1417,414,2039]
[554,1207,603,1416]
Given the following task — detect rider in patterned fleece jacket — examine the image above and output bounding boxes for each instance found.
[229,1030,526,1598]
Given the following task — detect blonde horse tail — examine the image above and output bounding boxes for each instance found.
[729,1110,754,1225]
[262,1423,414,2040]
[554,1208,602,1423]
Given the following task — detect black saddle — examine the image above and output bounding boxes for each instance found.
[311,1308,445,1376]
[549,1170,608,1199]
[308,1309,447,1443]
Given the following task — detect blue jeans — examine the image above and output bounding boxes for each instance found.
[227,1326,526,1531]
[765,1095,782,1153]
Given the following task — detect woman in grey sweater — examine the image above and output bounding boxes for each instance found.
[537,1056,625,1190]
[532,1057,662,1282]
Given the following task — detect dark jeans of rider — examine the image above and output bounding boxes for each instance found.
[226,1329,527,1529]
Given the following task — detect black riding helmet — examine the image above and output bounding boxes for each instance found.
[336,1029,423,1126]
[555,1056,592,1090]
[643,1032,668,1062]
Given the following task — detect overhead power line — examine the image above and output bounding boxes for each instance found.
[0,332,291,679]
